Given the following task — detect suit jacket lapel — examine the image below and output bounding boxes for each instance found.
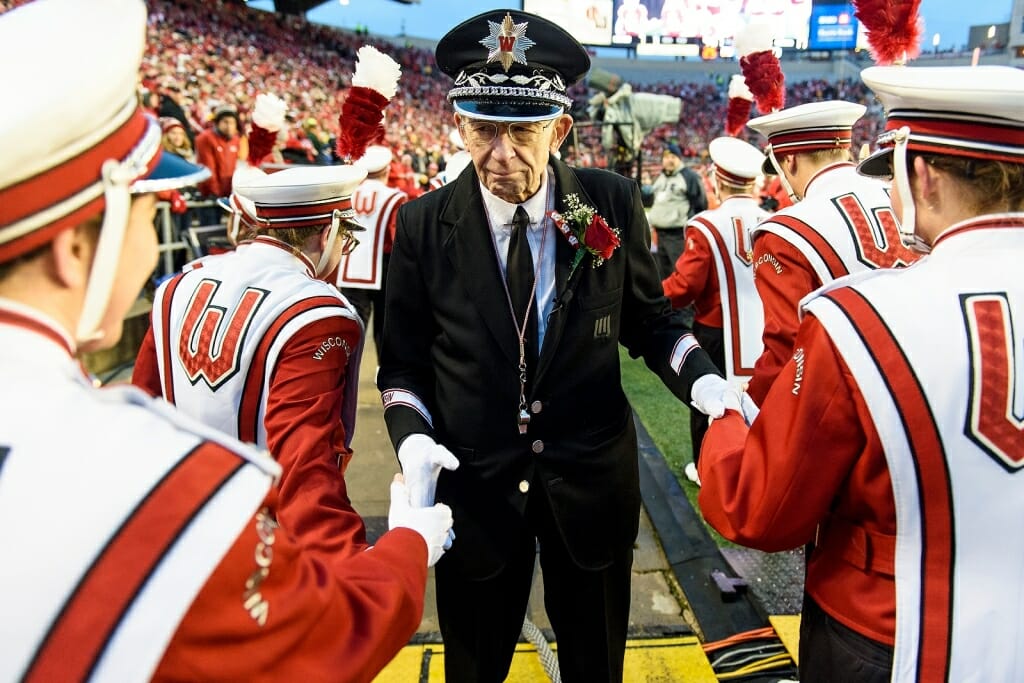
[443,172,520,366]
[534,159,594,387]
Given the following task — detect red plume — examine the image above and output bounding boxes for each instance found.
[853,0,923,65]
[726,98,753,137]
[248,93,287,167]
[740,51,785,113]
[248,126,277,167]
[336,45,402,163]
[335,86,389,162]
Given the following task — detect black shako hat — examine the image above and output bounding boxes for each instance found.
[436,9,591,122]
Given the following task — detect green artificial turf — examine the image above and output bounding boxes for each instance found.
[619,346,733,546]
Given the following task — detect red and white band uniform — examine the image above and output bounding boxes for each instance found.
[133,236,370,557]
[1,301,427,682]
[699,216,1024,681]
[663,194,769,383]
[747,162,919,404]
[337,177,408,290]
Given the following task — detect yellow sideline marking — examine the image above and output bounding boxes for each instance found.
[770,614,802,665]
[373,636,717,682]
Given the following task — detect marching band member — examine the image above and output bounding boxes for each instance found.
[337,144,409,358]
[0,1,451,680]
[744,101,919,406]
[699,64,1024,682]
[662,136,768,483]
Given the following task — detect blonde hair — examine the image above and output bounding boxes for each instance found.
[920,155,1024,214]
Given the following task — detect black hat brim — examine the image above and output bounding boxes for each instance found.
[454,99,563,122]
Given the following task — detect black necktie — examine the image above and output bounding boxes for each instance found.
[508,206,538,371]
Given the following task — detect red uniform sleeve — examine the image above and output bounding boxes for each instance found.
[154,488,428,683]
[662,227,712,309]
[264,314,368,558]
[698,313,897,643]
[698,316,868,550]
[131,322,163,398]
[746,232,822,404]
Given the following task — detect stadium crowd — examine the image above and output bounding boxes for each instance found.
[0,0,885,193]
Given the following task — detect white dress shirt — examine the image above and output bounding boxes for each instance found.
[479,167,557,349]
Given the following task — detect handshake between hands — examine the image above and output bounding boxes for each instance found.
[387,434,461,567]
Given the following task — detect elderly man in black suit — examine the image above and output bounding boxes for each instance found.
[377,10,734,682]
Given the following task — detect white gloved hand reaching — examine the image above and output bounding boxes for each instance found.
[690,374,742,419]
[397,433,460,507]
[388,474,454,567]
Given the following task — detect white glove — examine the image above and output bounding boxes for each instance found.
[690,374,742,419]
[388,475,454,567]
[740,391,760,426]
[397,433,460,507]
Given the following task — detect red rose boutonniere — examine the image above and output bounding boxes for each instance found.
[548,193,621,276]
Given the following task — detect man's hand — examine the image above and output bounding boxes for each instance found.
[388,475,454,567]
[690,374,742,418]
[397,433,460,507]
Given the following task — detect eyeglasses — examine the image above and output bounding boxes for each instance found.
[340,231,360,256]
[460,119,554,147]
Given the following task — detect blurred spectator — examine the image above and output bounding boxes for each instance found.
[195,104,243,221]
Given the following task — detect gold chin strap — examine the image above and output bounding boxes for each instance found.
[890,126,931,254]
[767,146,799,203]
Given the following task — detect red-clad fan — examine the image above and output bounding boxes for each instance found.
[662,136,769,484]
[699,63,1024,683]
[0,1,451,681]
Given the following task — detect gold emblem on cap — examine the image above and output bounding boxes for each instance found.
[480,12,535,72]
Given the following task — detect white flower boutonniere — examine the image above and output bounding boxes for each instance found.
[548,194,622,277]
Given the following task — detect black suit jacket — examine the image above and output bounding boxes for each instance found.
[378,157,719,578]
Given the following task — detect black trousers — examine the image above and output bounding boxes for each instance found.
[435,479,634,683]
[655,228,694,327]
[652,227,685,280]
[690,322,725,464]
[340,254,389,359]
[799,593,893,683]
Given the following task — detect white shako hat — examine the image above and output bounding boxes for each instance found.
[354,145,393,174]
[231,165,368,276]
[857,65,1024,251]
[0,0,209,343]
[747,100,866,175]
[708,136,764,187]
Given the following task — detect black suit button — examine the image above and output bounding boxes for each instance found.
[531,440,544,454]
[530,400,543,414]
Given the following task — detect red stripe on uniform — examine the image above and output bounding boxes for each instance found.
[237,296,349,443]
[23,442,245,682]
[694,217,753,376]
[824,287,954,682]
[933,216,1024,248]
[159,274,187,405]
[0,109,149,227]
[767,214,849,280]
[255,197,352,219]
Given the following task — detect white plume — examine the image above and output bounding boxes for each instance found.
[352,45,402,100]
[728,74,754,101]
[252,93,287,132]
[734,21,776,57]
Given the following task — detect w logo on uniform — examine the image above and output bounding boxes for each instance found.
[179,279,268,390]
[594,314,612,339]
[962,292,1024,471]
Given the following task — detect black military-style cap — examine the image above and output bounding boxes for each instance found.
[436,9,591,122]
